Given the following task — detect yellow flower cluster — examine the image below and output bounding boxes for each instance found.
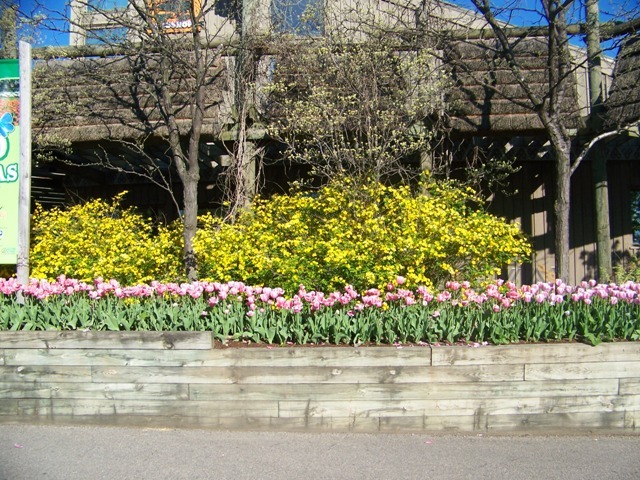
[30,193,182,284]
[194,178,531,293]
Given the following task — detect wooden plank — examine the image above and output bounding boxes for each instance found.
[380,412,624,434]
[378,415,476,432]
[16,398,279,418]
[525,361,640,381]
[3,346,431,368]
[615,394,640,411]
[411,379,619,400]
[620,378,640,396]
[264,415,383,432]
[4,348,108,367]
[190,383,378,401]
[0,413,243,430]
[0,331,212,350]
[277,395,625,419]
[0,399,17,415]
[189,379,619,402]
[514,161,530,284]
[216,346,432,367]
[6,348,233,367]
[432,342,640,366]
[4,349,217,367]
[0,382,189,401]
[89,366,236,385]
[484,412,626,432]
[0,413,383,432]
[6,343,639,369]
[0,410,631,433]
[624,410,640,430]
[0,349,4,366]
[0,365,91,383]
[91,364,524,385]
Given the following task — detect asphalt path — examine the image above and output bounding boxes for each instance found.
[1,424,639,479]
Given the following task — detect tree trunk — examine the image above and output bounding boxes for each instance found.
[554,142,571,282]
[182,171,200,281]
[592,152,611,282]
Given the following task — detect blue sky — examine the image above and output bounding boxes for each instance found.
[453,0,637,24]
[19,0,69,47]
[17,0,638,48]
[451,0,637,54]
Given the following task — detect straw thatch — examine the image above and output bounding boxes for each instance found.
[33,53,230,144]
[34,36,586,142]
[604,34,640,129]
[443,37,581,135]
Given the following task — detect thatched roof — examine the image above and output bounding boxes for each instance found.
[34,37,584,143]
[443,37,581,135]
[604,34,640,129]
[33,54,231,144]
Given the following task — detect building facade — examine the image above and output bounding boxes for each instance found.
[34,1,639,285]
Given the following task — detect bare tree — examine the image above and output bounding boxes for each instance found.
[0,0,17,58]
[218,0,265,221]
[262,0,528,199]
[32,1,245,280]
[264,0,451,186]
[443,0,639,282]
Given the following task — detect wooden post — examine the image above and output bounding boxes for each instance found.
[593,153,611,282]
[420,149,433,173]
[243,140,257,207]
[586,0,612,282]
[17,41,31,286]
[238,0,257,208]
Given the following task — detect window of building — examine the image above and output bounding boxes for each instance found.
[271,0,323,35]
[87,0,129,11]
[85,27,128,45]
[148,0,202,33]
[631,190,640,245]
[214,0,240,23]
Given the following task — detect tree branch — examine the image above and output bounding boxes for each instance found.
[570,125,638,176]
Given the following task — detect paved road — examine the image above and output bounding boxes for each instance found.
[1,424,639,479]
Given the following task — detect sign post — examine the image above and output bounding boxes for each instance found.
[18,41,31,285]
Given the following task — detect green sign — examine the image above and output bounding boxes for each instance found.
[0,59,19,264]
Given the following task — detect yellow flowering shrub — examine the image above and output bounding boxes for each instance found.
[30,193,182,284]
[194,178,531,293]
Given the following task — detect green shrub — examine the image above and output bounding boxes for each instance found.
[194,177,531,293]
[614,252,640,283]
[30,193,183,284]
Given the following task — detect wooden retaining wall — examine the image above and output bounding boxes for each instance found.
[1,332,640,433]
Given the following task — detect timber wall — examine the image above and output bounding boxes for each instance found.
[1,332,640,433]
[492,157,640,285]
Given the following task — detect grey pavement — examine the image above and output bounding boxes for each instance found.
[1,424,639,480]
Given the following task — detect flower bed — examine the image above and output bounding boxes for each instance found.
[3,277,640,433]
[2,276,639,347]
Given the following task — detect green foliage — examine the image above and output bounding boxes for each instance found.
[0,3,17,59]
[194,177,531,293]
[614,252,640,283]
[30,193,183,285]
